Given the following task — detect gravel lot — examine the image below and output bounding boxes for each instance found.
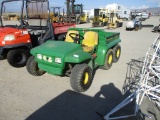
[0,16,160,120]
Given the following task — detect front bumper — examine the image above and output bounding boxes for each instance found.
[38,63,63,75]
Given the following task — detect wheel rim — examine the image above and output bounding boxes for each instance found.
[116,49,120,58]
[83,72,89,85]
[108,54,113,64]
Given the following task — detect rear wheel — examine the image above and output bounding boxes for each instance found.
[76,18,80,24]
[139,24,142,30]
[119,22,123,27]
[70,64,93,92]
[26,56,46,76]
[86,18,90,23]
[113,44,121,62]
[92,23,95,27]
[7,49,29,67]
[135,25,139,31]
[116,22,119,28]
[100,49,113,70]
[101,22,104,27]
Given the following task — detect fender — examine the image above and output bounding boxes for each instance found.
[96,38,121,65]
[65,50,92,63]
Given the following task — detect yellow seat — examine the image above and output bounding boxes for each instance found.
[82,31,98,52]
[65,30,79,43]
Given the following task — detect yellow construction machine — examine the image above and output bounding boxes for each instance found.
[65,0,89,24]
[74,4,89,24]
[107,10,123,28]
[50,7,63,22]
[92,8,108,27]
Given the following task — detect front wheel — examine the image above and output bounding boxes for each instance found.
[7,49,29,68]
[70,64,93,92]
[26,56,46,76]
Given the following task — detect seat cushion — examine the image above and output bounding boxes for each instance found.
[82,45,94,52]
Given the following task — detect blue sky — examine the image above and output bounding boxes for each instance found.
[3,0,160,12]
[49,0,160,10]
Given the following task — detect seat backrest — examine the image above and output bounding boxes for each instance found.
[27,19,48,27]
[65,30,79,42]
[82,31,98,47]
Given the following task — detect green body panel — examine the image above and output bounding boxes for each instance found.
[65,50,91,63]
[30,28,121,75]
[95,38,121,65]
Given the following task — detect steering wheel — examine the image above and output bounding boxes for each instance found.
[19,19,29,27]
[69,33,84,43]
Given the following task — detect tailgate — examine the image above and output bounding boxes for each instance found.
[106,32,120,43]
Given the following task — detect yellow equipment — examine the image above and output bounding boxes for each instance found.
[107,10,123,29]
[8,15,20,20]
[74,4,89,24]
[92,8,109,27]
[50,7,63,23]
[65,0,89,24]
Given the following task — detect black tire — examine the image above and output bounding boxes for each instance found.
[58,15,63,22]
[26,56,46,76]
[76,18,80,24]
[0,54,6,60]
[7,49,29,68]
[100,49,113,70]
[113,44,121,63]
[139,24,142,30]
[135,25,139,31]
[92,23,95,28]
[119,22,123,27]
[86,18,90,23]
[101,22,104,27]
[70,64,93,92]
[116,22,119,28]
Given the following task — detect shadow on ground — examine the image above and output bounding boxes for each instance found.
[26,83,128,120]
[26,58,160,120]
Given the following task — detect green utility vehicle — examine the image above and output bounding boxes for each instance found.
[26,28,121,92]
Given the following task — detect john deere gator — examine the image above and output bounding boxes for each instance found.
[26,28,121,92]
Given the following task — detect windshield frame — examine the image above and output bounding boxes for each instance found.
[0,0,24,27]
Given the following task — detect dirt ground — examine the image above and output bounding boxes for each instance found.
[0,16,160,120]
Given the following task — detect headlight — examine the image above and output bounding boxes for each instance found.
[55,57,61,64]
[4,34,15,41]
[37,54,42,59]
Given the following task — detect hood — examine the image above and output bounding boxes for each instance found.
[0,27,19,36]
[31,41,83,58]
